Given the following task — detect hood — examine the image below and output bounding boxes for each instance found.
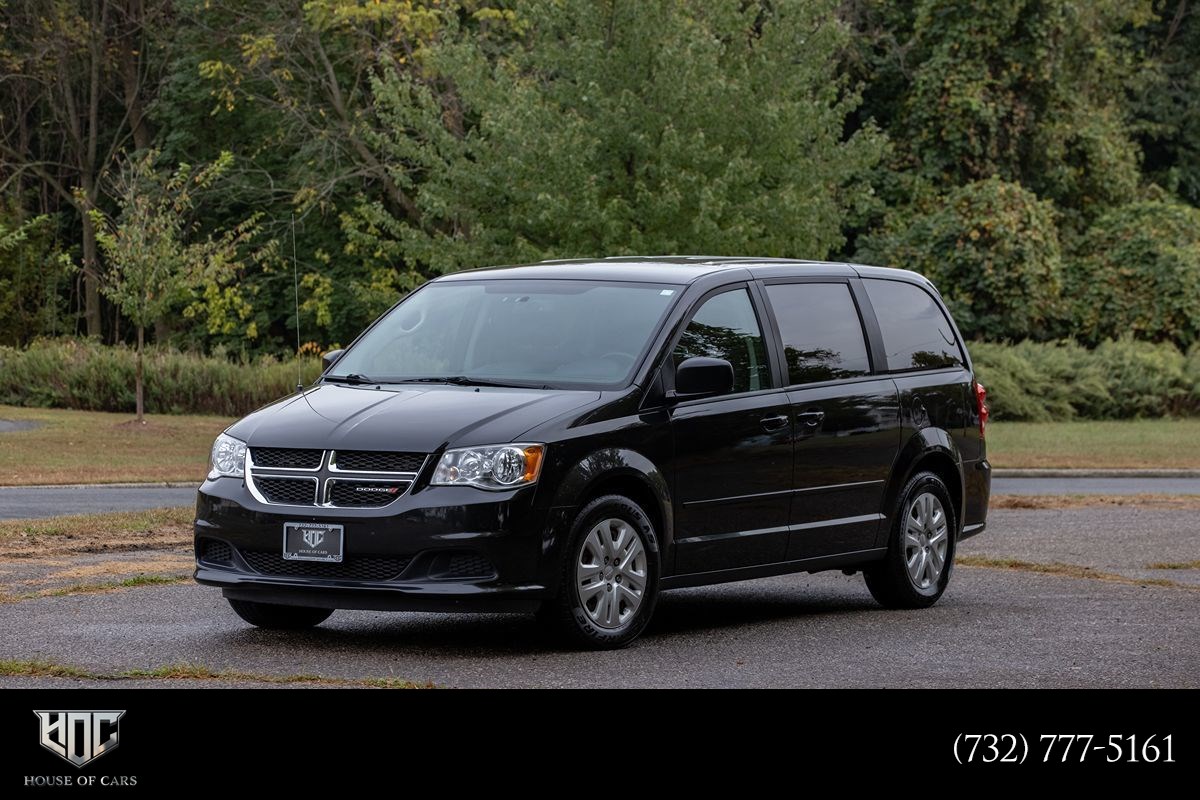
[226,384,601,452]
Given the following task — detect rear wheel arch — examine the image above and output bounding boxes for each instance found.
[883,433,965,541]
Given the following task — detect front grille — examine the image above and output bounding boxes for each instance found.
[251,447,323,469]
[240,549,412,581]
[431,552,496,580]
[198,538,232,565]
[333,450,425,473]
[328,479,411,508]
[257,477,317,505]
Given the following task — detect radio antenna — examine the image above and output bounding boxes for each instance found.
[291,212,303,393]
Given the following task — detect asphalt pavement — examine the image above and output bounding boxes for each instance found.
[0,485,198,519]
[0,505,1195,688]
[1,476,1198,521]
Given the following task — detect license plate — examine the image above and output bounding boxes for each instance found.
[282,522,344,563]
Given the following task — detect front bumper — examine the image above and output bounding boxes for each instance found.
[194,476,571,613]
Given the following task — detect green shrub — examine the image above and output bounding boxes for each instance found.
[1067,200,1200,348]
[971,337,1200,421]
[857,178,1065,341]
[0,339,322,416]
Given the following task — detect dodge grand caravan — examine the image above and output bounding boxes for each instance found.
[195,257,990,648]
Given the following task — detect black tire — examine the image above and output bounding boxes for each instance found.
[539,494,661,650]
[864,470,957,609]
[227,598,333,629]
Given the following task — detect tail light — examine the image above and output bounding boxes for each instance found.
[974,381,989,438]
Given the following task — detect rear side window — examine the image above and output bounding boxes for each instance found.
[674,288,771,394]
[765,283,871,384]
[864,279,964,371]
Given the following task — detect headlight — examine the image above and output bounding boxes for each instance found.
[209,433,247,479]
[431,443,545,490]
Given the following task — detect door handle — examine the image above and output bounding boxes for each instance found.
[760,414,790,432]
[796,410,825,427]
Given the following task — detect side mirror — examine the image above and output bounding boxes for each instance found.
[321,349,346,373]
[671,357,734,401]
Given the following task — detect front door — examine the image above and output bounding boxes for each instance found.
[669,286,794,574]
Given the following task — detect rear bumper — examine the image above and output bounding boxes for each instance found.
[961,457,991,540]
[193,476,570,613]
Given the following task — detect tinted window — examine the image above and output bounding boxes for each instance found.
[864,279,964,371]
[331,280,680,387]
[674,289,770,394]
[765,283,871,384]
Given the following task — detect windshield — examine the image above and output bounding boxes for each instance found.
[328,279,682,388]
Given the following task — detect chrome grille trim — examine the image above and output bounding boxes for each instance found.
[328,450,426,477]
[245,448,423,508]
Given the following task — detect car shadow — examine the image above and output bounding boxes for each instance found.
[216,579,883,656]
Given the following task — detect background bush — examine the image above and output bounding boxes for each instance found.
[971,338,1200,421]
[857,178,1064,340]
[1066,200,1200,347]
[1,337,1196,422]
[0,339,321,417]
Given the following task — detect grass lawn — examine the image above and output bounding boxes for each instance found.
[987,419,1200,469]
[1,405,1198,484]
[0,405,233,485]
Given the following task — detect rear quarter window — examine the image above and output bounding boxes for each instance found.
[863,279,964,372]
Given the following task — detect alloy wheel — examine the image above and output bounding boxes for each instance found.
[904,491,949,592]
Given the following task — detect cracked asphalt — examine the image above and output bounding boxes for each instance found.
[0,504,1195,688]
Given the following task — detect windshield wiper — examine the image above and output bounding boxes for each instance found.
[323,373,379,385]
[397,376,533,388]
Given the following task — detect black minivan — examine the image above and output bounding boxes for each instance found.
[195,257,990,648]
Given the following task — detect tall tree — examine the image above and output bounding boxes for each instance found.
[343,0,883,316]
[91,150,260,422]
[0,0,165,337]
[843,0,1154,224]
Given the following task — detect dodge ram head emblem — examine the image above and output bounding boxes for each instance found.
[34,711,124,767]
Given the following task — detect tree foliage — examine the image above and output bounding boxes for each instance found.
[1067,199,1200,347]
[1,0,1199,354]
[858,177,1064,340]
[91,150,261,419]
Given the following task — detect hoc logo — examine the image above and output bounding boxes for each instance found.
[34,711,125,768]
[302,529,325,548]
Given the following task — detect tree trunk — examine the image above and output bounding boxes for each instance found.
[120,0,152,151]
[80,194,103,338]
[135,323,145,424]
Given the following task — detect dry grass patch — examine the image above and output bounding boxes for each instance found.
[0,506,192,558]
[1146,560,1200,570]
[957,555,1190,589]
[0,659,431,689]
[991,494,1200,510]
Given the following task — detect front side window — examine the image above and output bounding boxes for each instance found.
[765,282,872,385]
[673,288,771,394]
[864,279,964,372]
[329,280,681,387]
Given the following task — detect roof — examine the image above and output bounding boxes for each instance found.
[434,256,928,286]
